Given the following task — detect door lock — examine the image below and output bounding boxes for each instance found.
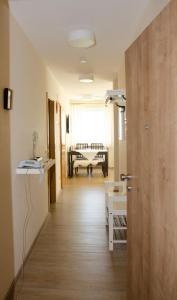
[127,186,136,192]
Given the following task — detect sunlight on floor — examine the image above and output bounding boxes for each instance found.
[65,167,114,187]
[14,167,127,300]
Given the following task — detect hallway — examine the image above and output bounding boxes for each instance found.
[15,177,127,300]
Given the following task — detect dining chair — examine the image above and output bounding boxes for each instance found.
[104,181,127,251]
[90,155,106,176]
[76,143,89,149]
[90,143,106,176]
[90,143,104,149]
[72,159,90,175]
[74,143,89,175]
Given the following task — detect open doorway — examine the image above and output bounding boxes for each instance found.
[67,103,114,182]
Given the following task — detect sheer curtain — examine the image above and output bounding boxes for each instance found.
[71,104,111,146]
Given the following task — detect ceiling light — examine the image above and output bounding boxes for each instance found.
[79,74,94,83]
[80,57,87,64]
[68,29,96,48]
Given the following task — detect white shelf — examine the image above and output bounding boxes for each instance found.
[16,159,55,175]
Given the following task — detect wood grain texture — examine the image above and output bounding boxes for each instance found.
[14,175,127,299]
[126,0,177,299]
[48,99,56,203]
[61,144,66,188]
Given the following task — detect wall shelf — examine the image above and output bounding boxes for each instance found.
[16,159,55,175]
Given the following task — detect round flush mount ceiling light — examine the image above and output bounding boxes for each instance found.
[80,57,87,64]
[68,29,96,48]
[79,74,94,83]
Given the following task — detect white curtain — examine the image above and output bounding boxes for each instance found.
[71,104,112,146]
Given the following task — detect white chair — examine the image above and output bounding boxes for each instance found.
[73,159,90,175]
[73,143,90,175]
[104,181,127,251]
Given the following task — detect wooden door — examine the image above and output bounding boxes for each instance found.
[126,1,177,299]
[48,99,56,203]
[58,104,66,188]
[61,109,66,187]
[61,144,66,187]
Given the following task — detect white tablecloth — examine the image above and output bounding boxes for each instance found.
[77,149,107,161]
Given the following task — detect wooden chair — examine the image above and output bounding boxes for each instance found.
[74,143,89,175]
[90,143,104,150]
[104,181,127,251]
[76,143,88,149]
[90,143,106,176]
[72,159,90,175]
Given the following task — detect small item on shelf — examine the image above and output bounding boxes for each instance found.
[34,156,43,162]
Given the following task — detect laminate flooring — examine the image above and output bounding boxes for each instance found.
[15,170,127,300]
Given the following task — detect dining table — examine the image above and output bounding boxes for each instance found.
[67,148,108,177]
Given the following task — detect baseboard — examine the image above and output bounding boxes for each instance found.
[4,280,15,300]
[4,214,49,300]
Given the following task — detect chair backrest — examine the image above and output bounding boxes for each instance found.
[91,143,104,150]
[75,143,88,160]
[93,153,105,160]
[76,153,85,160]
[76,143,88,149]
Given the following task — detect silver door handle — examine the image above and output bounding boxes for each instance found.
[120,173,134,181]
[127,186,136,192]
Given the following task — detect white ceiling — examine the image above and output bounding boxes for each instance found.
[9,0,169,101]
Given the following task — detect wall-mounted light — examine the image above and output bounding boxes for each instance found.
[105,89,126,107]
[80,57,87,64]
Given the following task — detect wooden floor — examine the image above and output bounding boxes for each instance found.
[15,169,127,300]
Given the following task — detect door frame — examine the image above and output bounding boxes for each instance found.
[47,94,56,205]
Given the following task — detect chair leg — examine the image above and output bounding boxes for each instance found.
[87,166,90,175]
[109,212,113,251]
[102,164,106,177]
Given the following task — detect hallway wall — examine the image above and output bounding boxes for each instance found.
[0,2,70,298]
[0,2,14,299]
[113,58,127,180]
[9,14,69,277]
[118,59,127,177]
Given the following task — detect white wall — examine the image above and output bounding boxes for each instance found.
[9,15,69,276]
[105,104,114,167]
[119,140,127,175]
[113,58,127,179]
[0,1,14,299]
[118,58,127,176]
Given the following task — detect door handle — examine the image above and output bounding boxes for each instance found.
[120,173,134,181]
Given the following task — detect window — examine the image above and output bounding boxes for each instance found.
[71,105,109,145]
